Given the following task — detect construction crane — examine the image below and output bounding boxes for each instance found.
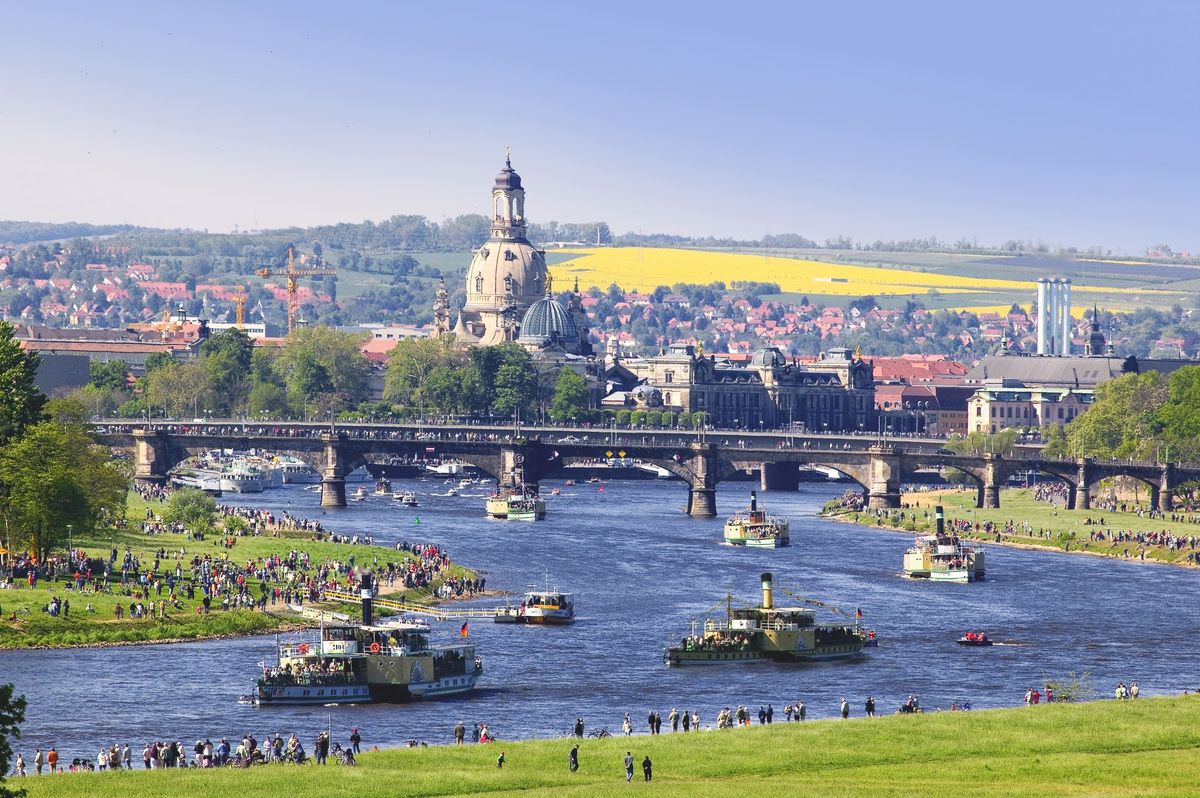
[255,246,335,335]
[231,287,248,329]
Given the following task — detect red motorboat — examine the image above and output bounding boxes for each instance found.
[956,631,993,646]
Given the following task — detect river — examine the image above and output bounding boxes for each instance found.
[2,475,1197,758]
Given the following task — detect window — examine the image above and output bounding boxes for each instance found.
[664,370,674,384]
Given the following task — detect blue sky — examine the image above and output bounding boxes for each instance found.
[2,1,1197,252]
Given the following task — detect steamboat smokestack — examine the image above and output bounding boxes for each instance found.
[761,572,774,610]
[935,505,945,536]
[360,572,374,627]
[750,490,758,512]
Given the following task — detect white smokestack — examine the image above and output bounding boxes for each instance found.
[1058,278,1072,355]
[1036,278,1050,354]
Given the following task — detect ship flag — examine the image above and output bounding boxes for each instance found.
[460,621,469,638]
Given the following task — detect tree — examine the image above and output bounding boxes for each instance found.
[163,488,217,535]
[276,327,370,407]
[1060,371,1168,460]
[0,321,46,444]
[549,368,588,423]
[494,355,536,417]
[384,337,464,406]
[247,382,289,418]
[201,328,254,411]
[0,422,126,562]
[0,683,25,798]
[88,359,130,392]
[145,361,212,418]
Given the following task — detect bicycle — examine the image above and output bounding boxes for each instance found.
[587,727,612,739]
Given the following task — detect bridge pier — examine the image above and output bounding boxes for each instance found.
[687,488,717,517]
[132,428,171,486]
[1076,458,1093,511]
[866,445,901,509]
[1158,464,1174,512]
[320,432,349,508]
[981,454,1002,509]
[759,462,799,492]
[683,443,719,517]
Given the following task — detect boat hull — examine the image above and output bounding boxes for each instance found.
[665,644,866,667]
[494,608,574,624]
[724,535,789,548]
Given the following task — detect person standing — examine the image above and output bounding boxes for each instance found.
[33,749,42,776]
[653,711,662,735]
[142,743,151,770]
[569,744,579,772]
[496,751,505,769]
[642,755,653,782]
[350,727,362,753]
[624,751,634,782]
[46,747,57,773]
[766,704,774,724]
[681,710,691,733]
[1130,682,1140,699]
[798,700,806,722]
[574,718,585,738]
[669,708,679,732]
[840,698,850,719]
[647,710,655,735]
[691,709,700,730]
[15,753,24,777]
[454,721,466,745]
[865,696,876,718]
[622,714,632,736]
[122,743,131,770]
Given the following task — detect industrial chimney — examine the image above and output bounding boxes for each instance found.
[1036,278,1050,354]
[761,572,774,610]
[1058,278,1072,355]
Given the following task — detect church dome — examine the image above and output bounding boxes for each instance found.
[518,295,578,348]
[495,158,522,190]
[750,346,787,368]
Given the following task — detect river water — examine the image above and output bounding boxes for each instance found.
[2,476,1197,757]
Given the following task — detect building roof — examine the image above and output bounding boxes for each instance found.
[966,354,1196,388]
[518,295,578,348]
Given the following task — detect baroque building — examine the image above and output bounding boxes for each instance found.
[607,344,875,431]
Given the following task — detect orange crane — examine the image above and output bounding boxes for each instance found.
[231,287,249,329]
[255,247,335,335]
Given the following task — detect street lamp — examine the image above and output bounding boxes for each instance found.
[67,524,73,566]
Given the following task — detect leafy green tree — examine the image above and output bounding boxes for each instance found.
[145,361,212,418]
[0,683,25,798]
[88,359,130,392]
[289,350,333,401]
[615,409,632,426]
[469,343,529,410]
[276,327,370,405]
[0,321,46,444]
[247,382,290,418]
[493,348,536,416]
[201,328,254,411]
[143,352,174,373]
[549,368,588,423]
[163,488,217,535]
[1062,371,1168,460]
[383,337,464,406]
[1153,366,1200,461]
[0,422,126,561]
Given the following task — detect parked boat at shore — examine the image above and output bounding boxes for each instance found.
[664,573,872,666]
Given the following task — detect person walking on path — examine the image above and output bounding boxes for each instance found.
[642,755,653,782]
[865,696,876,718]
[840,698,850,719]
[569,745,579,772]
[624,752,634,782]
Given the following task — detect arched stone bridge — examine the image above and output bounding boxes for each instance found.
[95,422,1200,517]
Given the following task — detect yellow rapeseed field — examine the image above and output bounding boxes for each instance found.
[549,247,1030,297]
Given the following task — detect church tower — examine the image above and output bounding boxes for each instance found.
[452,151,547,345]
[432,276,451,337]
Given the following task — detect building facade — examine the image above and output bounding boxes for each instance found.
[966,379,1093,434]
[609,344,874,430]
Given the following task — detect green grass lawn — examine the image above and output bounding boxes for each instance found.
[829,487,1200,567]
[13,696,1200,796]
[0,493,475,649]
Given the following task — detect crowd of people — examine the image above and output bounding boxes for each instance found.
[12,728,366,775]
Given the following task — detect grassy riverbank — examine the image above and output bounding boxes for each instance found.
[826,487,1200,567]
[14,696,1200,797]
[0,494,475,649]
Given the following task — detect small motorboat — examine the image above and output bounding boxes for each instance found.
[563,479,576,487]
[352,486,367,501]
[956,631,993,646]
[550,487,561,496]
